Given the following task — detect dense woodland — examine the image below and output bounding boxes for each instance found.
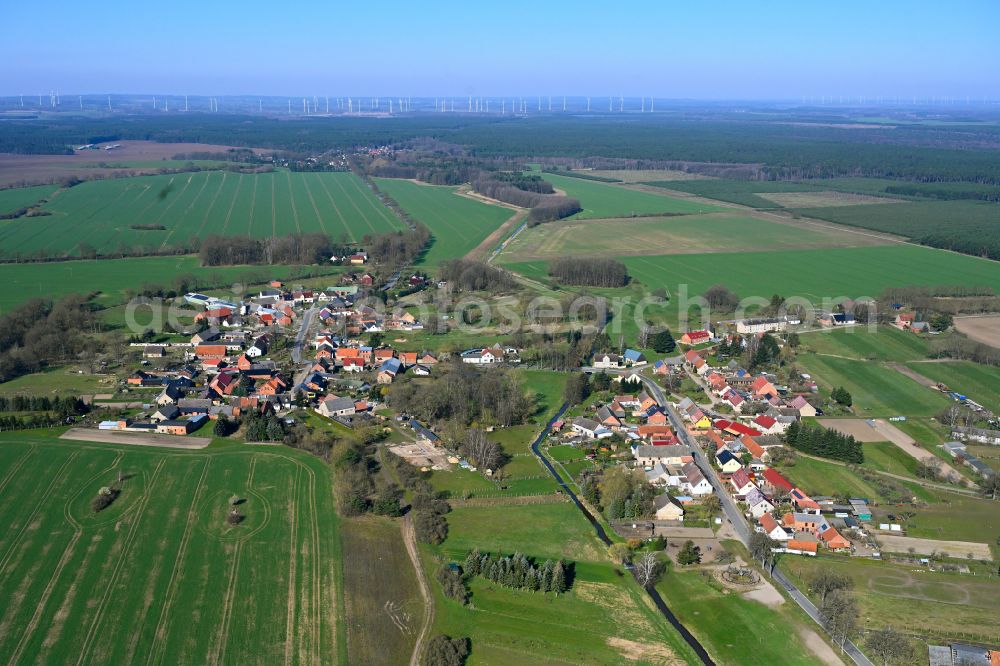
[0,296,95,382]
[437,259,515,292]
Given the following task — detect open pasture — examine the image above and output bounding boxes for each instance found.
[798,326,930,362]
[780,556,1000,642]
[0,170,403,257]
[536,170,725,219]
[373,178,511,267]
[500,211,886,261]
[644,179,823,208]
[0,432,339,665]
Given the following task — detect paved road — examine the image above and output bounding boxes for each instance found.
[581,366,873,666]
[290,306,318,393]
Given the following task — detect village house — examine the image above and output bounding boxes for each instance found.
[571,417,610,440]
[745,488,775,518]
[757,513,791,542]
[623,349,647,366]
[653,494,685,521]
[715,449,743,474]
[679,329,712,345]
[377,357,403,384]
[634,444,694,467]
[735,316,799,334]
[789,395,817,418]
[317,396,357,418]
[729,468,757,499]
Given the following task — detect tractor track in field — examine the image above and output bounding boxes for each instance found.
[145,457,212,666]
[0,445,35,495]
[284,466,301,666]
[333,175,378,236]
[301,174,328,235]
[0,450,80,579]
[285,171,302,235]
[246,173,260,237]
[314,175,352,241]
[220,173,244,236]
[159,171,211,249]
[75,457,166,666]
[5,452,124,666]
[193,171,227,239]
[404,513,433,666]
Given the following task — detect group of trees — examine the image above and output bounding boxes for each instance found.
[549,257,629,288]
[389,361,533,428]
[367,225,431,268]
[199,233,335,266]
[677,540,702,565]
[563,372,592,406]
[930,333,1000,367]
[471,172,581,225]
[0,295,95,383]
[242,412,288,442]
[594,468,656,521]
[437,259,515,292]
[421,635,470,666]
[462,548,570,594]
[831,386,853,407]
[786,421,864,463]
[0,394,88,417]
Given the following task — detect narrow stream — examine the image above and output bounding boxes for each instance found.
[529,403,715,666]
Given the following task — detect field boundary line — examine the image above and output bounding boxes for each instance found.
[0,449,80,578]
[284,465,301,666]
[347,172,400,230]
[403,514,433,666]
[75,457,167,666]
[145,457,212,666]
[306,463,321,664]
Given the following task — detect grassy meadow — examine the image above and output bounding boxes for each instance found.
[798,326,931,362]
[536,170,724,219]
[374,178,511,267]
[0,430,340,664]
[904,361,1000,413]
[0,170,403,257]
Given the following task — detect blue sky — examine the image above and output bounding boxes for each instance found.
[2,1,998,98]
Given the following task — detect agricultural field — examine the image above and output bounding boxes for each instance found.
[0,368,113,398]
[534,171,725,219]
[643,179,824,208]
[424,500,702,665]
[340,516,422,665]
[0,255,340,312]
[504,244,1000,302]
[904,361,1000,413]
[0,430,340,664]
[0,170,403,257]
[755,190,901,208]
[798,326,931,362]
[776,456,881,499]
[0,184,58,214]
[798,355,952,417]
[577,169,713,183]
[499,211,886,262]
[792,199,1000,247]
[374,178,511,267]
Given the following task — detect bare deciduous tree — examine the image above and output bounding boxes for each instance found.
[462,429,501,472]
[633,551,662,589]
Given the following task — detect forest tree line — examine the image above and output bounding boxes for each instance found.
[785,421,864,464]
[0,295,96,383]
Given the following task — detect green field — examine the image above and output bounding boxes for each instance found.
[793,199,1000,244]
[535,171,724,219]
[780,556,1000,642]
[425,499,702,665]
[503,244,1000,301]
[374,178,511,267]
[0,369,114,397]
[798,355,951,417]
[904,361,1000,413]
[777,456,881,499]
[0,430,339,664]
[0,171,403,257]
[656,568,819,666]
[499,212,882,262]
[0,255,338,312]
[799,326,931,362]
[0,184,58,215]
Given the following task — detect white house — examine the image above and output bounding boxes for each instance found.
[680,462,714,496]
[317,396,356,418]
[592,352,622,369]
[571,417,612,440]
[757,513,790,542]
[653,494,685,521]
[745,488,775,518]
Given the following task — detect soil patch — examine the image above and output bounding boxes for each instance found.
[817,418,885,442]
[60,427,211,449]
[955,315,1000,349]
[875,534,992,560]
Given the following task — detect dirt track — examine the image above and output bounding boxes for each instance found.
[60,427,211,449]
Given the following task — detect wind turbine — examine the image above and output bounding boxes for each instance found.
[587,97,590,112]
[108,95,112,111]
[650,97,654,112]
[184,95,189,112]
[562,96,566,111]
